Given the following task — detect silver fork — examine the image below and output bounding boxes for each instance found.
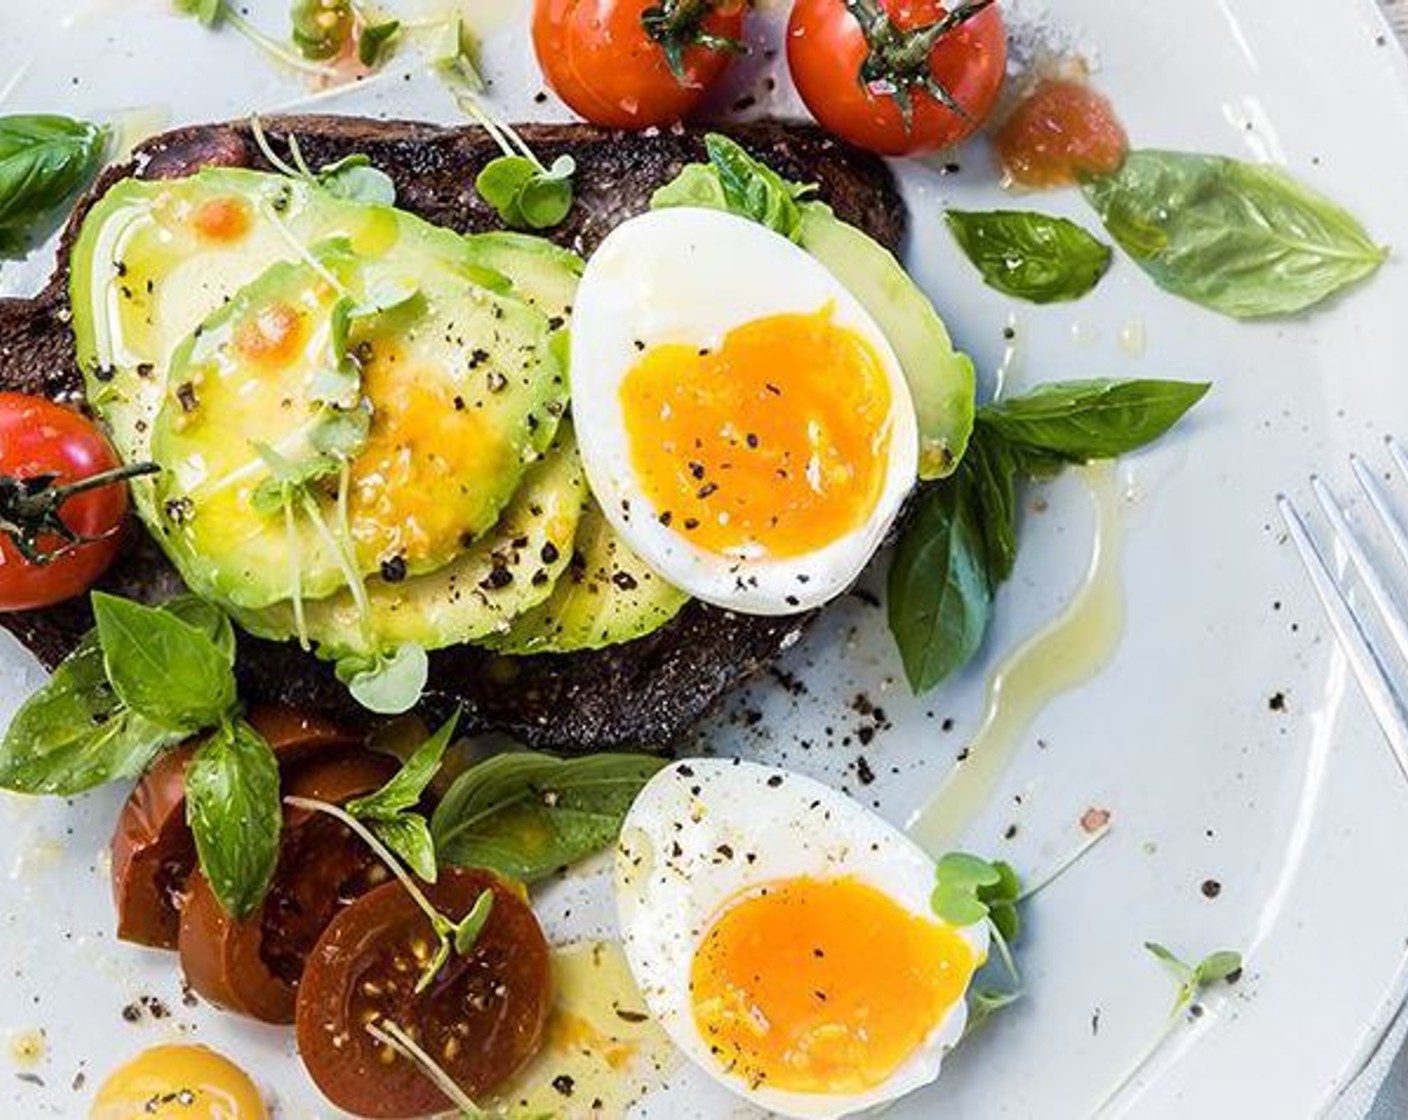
[1278,437,1408,781]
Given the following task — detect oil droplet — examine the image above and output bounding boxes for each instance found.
[487,941,677,1118]
[993,312,1022,398]
[1071,319,1101,347]
[908,463,1127,853]
[1119,318,1147,359]
[9,1028,46,1067]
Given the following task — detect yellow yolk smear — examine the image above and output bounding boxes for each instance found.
[90,1044,268,1119]
[620,308,893,559]
[689,877,976,1096]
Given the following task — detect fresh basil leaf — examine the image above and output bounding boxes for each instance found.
[945,209,1112,303]
[348,713,458,819]
[173,0,222,27]
[368,812,438,882]
[336,642,428,714]
[453,889,494,954]
[91,592,237,730]
[317,154,396,206]
[703,133,813,242]
[185,719,281,918]
[0,636,182,795]
[0,114,108,256]
[432,752,666,884]
[357,19,400,67]
[1083,150,1387,318]
[159,595,236,660]
[978,379,1210,462]
[887,474,993,693]
[963,428,1019,586]
[290,0,352,60]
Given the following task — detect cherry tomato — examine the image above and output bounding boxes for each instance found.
[533,0,746,129]
[996,77,1128,188]
[787,0,1006,156]
[112,707,360,950]
[296,868,552,1118]
[0,392,146,611]
[178,749,397,1023]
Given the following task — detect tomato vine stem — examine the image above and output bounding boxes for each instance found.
[641,0,745,83]
[0,461,158,564]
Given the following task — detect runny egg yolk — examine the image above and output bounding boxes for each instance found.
[689,876,977,1096]
[90,1044,268,1119]
[619,308,893,559]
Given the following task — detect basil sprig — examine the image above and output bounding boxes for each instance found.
[945,210,1112,303]
[0,114,107,256]
[1083,149,1386,318]
[889,378,1209,692]
[431,752,666,884]
[0,592,280,919]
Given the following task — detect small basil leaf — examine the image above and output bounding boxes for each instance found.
[347,713,458,819]
[368,813,438,882]
[977,379,1210,463]
[703,133,814,242]
[0,636,182,795]
[945,209,1112,303]
[357,19,400,67]
[336,642,428,714]
[1083,149,1386,318]
[91,592,238,730]
[185,719,281,918]
[432,752,665,884]
[158,595,236,660]
[963,428,1019,587]
[0,114,108,256]
[887,475,993,693]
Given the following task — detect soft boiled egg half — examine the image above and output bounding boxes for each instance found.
[615,759,987,1118]
[570,208,918,615]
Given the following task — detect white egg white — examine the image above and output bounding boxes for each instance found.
[614,758,987,1120]
[570,208,919,616]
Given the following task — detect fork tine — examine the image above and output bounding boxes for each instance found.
[1277,494,1408,782]
[1310,475,1408,666]
[1350,454,1408,572]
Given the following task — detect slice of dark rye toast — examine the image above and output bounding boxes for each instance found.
[0,115,907,750]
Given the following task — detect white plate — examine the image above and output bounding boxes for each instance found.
[4,1,1408,1117]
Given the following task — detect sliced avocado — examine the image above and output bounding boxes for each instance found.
[236,425,587,657]
[485,501,688,655]
[797,203,975,480]
[464,231,583,323]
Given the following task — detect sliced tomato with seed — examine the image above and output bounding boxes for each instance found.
[111,706,359,950]
[179,749,398,1023]
[296,868,552,1119]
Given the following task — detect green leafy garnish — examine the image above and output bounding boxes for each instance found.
[945,209,1112,303]
[476,154,577,231]
[249,117,396,206]
[174,0,346,78]
[357,19,400,67]
[91,592,237,732]
[0,114,108,256]
[346,714,459,881]
[185,718,282,919]
[1083,149,1386,318]
[431,752,667,884]
[704,134,814,241]
[290,0,352,59]
[888,379,1208,693]
[335,643,429,715]
[1144,942,1244,1018]
[431,16,485,93]
[174,0,221,25]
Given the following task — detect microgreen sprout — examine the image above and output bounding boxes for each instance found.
[933,817,1113,1038]
[1094,942,1245,1114]
[365,1018,487,1118]
[174,0,345,79]
[285,795,495,994]
[249,115,396,205]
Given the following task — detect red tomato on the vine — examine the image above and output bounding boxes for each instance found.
[0,392,145,611]
[787,0,1007,156]
[533,0,747,130]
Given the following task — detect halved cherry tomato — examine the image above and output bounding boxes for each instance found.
[296,868,552,1118]
[786,0,1006,156]
[178,749,397,1023]
[533,0,745,129]
[111,707,359,950]
[0,392,152,611]
[995,77,1128,188]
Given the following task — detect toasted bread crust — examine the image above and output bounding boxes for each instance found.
[0,116,905,749]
